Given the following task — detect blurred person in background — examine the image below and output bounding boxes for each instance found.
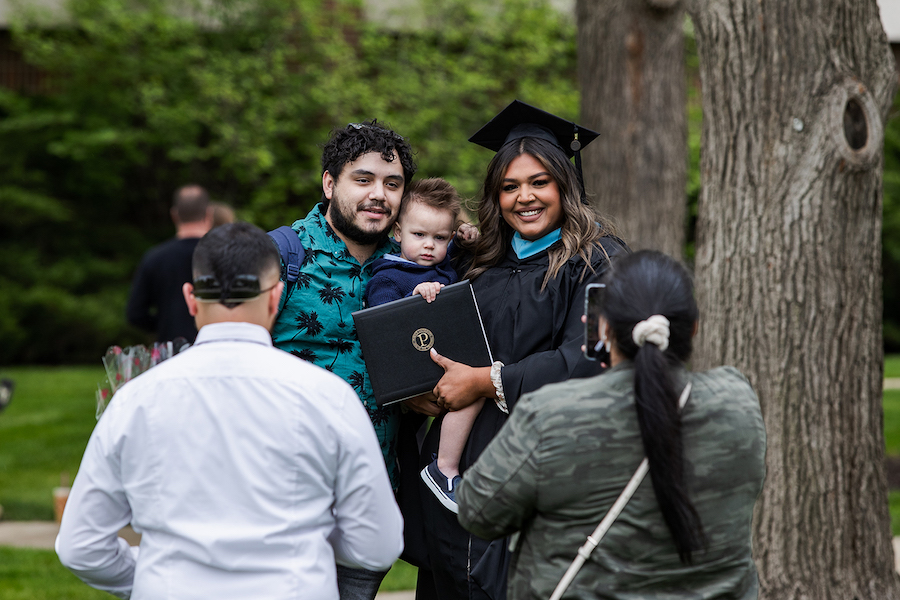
[211,201,236,228]
[126,184,213,343]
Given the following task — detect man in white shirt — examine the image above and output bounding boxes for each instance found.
[56,222,403,600]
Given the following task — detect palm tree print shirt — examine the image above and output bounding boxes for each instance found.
[271,204,401,487]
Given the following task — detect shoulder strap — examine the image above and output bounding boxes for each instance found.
[549,382,693,600]
[267,225,305,297]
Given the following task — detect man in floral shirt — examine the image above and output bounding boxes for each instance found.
[271,121,437,600]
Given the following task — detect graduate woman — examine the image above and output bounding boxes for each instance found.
[414,101,628,599]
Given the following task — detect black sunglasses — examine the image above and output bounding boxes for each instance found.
[193,275,276,303]
[347,122,406,144]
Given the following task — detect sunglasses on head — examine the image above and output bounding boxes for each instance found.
[192,275,276,304]
[347,122,406,144]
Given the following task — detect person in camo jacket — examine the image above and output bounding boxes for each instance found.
[457,250,767,600]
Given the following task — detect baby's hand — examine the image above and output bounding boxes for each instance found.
[456,223,480,243]
[413,282,444,303]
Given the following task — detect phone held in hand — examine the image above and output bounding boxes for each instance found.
[583,283,607,361]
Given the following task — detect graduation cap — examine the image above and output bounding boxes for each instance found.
[469,100,599,203]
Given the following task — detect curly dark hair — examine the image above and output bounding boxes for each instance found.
[320,120,417,206]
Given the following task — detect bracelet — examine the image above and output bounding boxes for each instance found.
[490,361,508,414]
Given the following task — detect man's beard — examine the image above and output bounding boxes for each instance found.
[327,193,394,246]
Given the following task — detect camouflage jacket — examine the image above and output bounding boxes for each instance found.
[457,363,766,600]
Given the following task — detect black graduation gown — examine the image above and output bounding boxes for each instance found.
[413,235,628,600]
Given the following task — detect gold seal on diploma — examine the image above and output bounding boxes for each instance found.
[412,328,435,352]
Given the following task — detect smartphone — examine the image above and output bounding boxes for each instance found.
[584,283,606,361]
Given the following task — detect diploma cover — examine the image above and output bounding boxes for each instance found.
[352,280,494,406]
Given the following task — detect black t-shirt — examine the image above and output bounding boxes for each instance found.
[125,237,200,343]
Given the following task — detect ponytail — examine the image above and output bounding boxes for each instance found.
[633,337,704,563]
[601,251,705,564]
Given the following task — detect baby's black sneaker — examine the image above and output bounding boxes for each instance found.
[420,459,461,514]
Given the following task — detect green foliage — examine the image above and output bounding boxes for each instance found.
[1,0,577,363]
[356,0,578,201]
[4,0,895,362]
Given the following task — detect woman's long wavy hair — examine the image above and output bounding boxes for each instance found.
[601,250,706,564]
[460,137,616,290]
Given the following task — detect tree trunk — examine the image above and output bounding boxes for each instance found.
[576,0,687,258]
[685,0,899,598]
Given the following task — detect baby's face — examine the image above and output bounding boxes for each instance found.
[395,201,455,267]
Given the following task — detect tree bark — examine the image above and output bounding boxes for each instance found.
[576,0,687,258]
[685,0,900,598]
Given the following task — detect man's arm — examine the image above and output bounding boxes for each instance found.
[329,387,404,571]
[55,416,138,599]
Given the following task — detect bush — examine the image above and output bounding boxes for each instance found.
[1,0,577,363]
[6,1,897,361]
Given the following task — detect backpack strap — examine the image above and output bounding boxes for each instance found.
[267,226,306,300]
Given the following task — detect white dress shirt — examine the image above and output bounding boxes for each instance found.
[56,322,403,600]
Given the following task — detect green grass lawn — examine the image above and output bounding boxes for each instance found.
[0,366,103,520]
[4,360,900,592]
[0,546,417,597]
[874,355,900,535]
[887,354,900,379]
[0,547,110,600]
[885,361,900,535]
[884,388,900,456]
[891,491,900,537]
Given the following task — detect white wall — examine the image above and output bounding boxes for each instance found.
[879,0,900,43]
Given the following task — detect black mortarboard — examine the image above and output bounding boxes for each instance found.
[468,100,599,202]
[468,100,599,159]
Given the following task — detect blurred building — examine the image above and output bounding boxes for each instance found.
[879,0,900,81]
[0,0,53,92]
[2,0,895,92]
[0,0,563,93]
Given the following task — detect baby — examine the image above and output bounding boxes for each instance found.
[364,177,482,513]
[365,178,460,307]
